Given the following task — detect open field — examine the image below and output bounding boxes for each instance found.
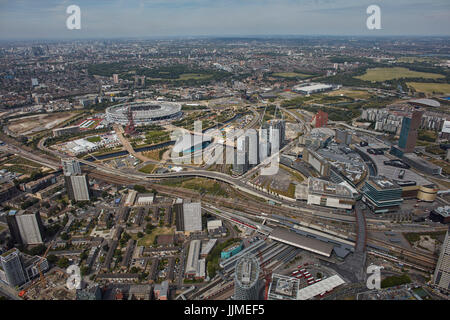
[137,226,175,247]
[7,112,78,136]
[407,82,450,95]
[272,72,312,79]
[0,155,50,174]
[326,89,373,99]
[355,67,445,82]
[138,163,156,174]
[162,177,229,197]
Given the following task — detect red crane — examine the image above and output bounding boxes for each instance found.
[124,106,136,135]
[257,250,272,300]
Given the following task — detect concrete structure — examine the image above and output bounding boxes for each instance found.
[433,227,450,292]
[200,239,217,258]
[207,220,222,232]
[124,190,137,206]
[106,101,182,125]
[136,193,154,205]
[335,129,352,145]
[234,255,260,300]
[268,274,301,300]
[430,207,450,224]
[185,240,201,278]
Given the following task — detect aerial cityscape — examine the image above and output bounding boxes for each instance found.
[0,0,449,306]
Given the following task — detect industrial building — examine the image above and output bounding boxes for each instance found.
[234,255,260,300]
[401,153,442,175]
[185,240,205,279]
[296,275,345,300]
[302,149,330,177]
[267,274,301,300]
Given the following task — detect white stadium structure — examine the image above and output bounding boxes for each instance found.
[105,101,182,125]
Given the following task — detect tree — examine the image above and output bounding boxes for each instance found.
[137,232,144,238]
[47,254,57,264]
[57,257,70,269]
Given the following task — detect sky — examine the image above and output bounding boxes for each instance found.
[0,0,449,40]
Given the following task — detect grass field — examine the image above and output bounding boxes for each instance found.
[162,177,229,197]
[355,67,445,82]
[407,82,450,95]
[137,226,175,247]
[272,72,312,79]
[138,163,156,174]
[86,136,101,143]
[0,155,47,175]
[326,89,373,99]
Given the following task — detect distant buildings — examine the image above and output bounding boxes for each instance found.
[433,227,450,292]
[7,210,44,245]
[52,125,80,138]
[292,83,334,95]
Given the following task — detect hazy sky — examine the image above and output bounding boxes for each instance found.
[0,0,449,40]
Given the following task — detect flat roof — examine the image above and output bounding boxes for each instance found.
[269,227,334,257]
[296,275,345,300]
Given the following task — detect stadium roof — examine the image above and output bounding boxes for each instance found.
[408,99,440,108]
[269,227,334,257]
[296,275,345,300]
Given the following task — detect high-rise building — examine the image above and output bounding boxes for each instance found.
[269,120,285,149]
[398,109,424,153]
[113,74,119,84]
[234,255,260,300]
[66,175,90,202]
[233,131,259,175]
[7,210,44,245]
[433,227,450,292]
[0,248,26,287]
[62,158,82,176]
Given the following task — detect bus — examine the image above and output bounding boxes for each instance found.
[297,265,303,269]
[292,270,299,276]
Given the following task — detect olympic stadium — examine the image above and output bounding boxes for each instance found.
[105,101,182,125]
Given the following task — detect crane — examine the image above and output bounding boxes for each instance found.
[256,250,272,300]
[18,240,54,298]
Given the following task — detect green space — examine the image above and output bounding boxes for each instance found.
[137,226,174,247]
[381,273,411,289]
[206,238,241,278]
[138,164,156,174]
[86,136,101,143]
[161,177,229,197]
[428,158,450,175]
[355,67,445,82]
[0,155,46,175]
[425,145,445,155]
[403,231,447,245]
[418,130,437,143]
[407,82,450,95]
[272,72,312,79]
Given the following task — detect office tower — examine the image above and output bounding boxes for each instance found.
[62,158,82,176]
[66,175,90,202]
[234,255,260,300]
[0,248,26,287]
[113,74,119,84]
[259,127,271,161]
[433,227,450,292]
[335,129,352,145]
[398,109,424,153]
[269,120,285,149]
[7,210,44,245]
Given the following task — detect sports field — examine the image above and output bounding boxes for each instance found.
[355,67,445,82]
[407,82,450,95]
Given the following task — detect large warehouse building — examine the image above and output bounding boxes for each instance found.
[105,101,182,125]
